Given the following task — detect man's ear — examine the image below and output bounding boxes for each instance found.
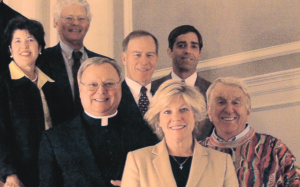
[247,106,251,118]
[167,48,172,58]
[121,52,127,66]
[207,105,212,122]
[54,18,59,29]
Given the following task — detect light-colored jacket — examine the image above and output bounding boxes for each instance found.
[121,139,238,187]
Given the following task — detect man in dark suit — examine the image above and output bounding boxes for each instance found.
[37,0,109,121]
[39,57,158,187]
[152,25,213,140]
[118,30,159,145]
[0,0,25,74]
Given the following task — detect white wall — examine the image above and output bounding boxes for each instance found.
[5,0,114,58]
[245,68,300,159]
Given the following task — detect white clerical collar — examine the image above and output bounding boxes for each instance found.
[171,71,197,87]
[212,124,251,142]
[84,110,118,126]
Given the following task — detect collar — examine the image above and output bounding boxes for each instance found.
[59,40,85,61]
[84,110,118,126]
[125,76,151,95]
[9,61,54,87]
[171,71,197,86]
[212,124,251,142]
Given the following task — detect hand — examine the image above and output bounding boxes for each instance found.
[4,175,24,187]
[111,180,121,186]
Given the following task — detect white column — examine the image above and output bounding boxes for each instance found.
[85,0,114,58]
[123,0,132,37]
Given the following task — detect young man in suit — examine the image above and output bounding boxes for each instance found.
[152,25,213,140]
[37,0,109,121]
[118,30,159,144]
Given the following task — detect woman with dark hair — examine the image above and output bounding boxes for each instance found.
[0,17,66,187]
[121,80,238,187]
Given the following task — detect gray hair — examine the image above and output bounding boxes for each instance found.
[77,57,122,83]
[206,77,251,108]
[53,0,91,23]
[144,80,207,140]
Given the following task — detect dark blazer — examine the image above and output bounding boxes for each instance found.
[37,43,109,121]
[39,111,158,187]
[0,2,25,74]
[151,72,214,140]
[0,69,67,187]
[117,81,159,148]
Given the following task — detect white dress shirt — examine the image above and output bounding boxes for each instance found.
[125,77,153,105]
[59,41,88,99]
[171,71,197,86]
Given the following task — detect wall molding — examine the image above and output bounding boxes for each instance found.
[153,41,300,79]
[123,0,133,38]
[242,68,300,112]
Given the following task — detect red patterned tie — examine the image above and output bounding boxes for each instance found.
[138,86,149,116]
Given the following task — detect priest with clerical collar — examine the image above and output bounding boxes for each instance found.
[39,57,157,187]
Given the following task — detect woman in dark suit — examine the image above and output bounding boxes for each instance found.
[121,80,239,187]
[0,17,66,187]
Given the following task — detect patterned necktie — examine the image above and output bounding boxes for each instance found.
[72,51,82,114]
[138,86,149,116]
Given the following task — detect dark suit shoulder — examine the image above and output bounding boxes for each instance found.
[84,47,112,60]
[195,72,211,95]
[44,115,81,137]
[0,69,11,82]
[151,73,172,93]
[196,72,211,86]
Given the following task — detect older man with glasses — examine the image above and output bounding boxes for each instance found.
[39,57,157,187]
[37,0,110,123]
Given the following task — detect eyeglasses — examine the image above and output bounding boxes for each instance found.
[80,82,120,91]
[61,16,88,23]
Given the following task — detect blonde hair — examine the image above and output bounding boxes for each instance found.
[145,80,207,140]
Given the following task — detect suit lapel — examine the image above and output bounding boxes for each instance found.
[121,81,142,116]
[152,140,177,187]
[186,141,208,187]
[49,44,71,88]
[70,116,107,186]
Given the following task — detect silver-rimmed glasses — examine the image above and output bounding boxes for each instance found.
[80,81,121,91]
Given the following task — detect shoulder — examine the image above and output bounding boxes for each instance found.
[44,116,81,137]
[84,47,112,59]
[128,145,155,161]
[152,74,171,85]
[196,73,211,86]
[0,70,11,83]
[197,142,229,159]
[44,44,60,54]
[253,132,291,152]
[152,74,171,92]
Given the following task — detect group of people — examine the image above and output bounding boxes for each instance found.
[0,0,299,187]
